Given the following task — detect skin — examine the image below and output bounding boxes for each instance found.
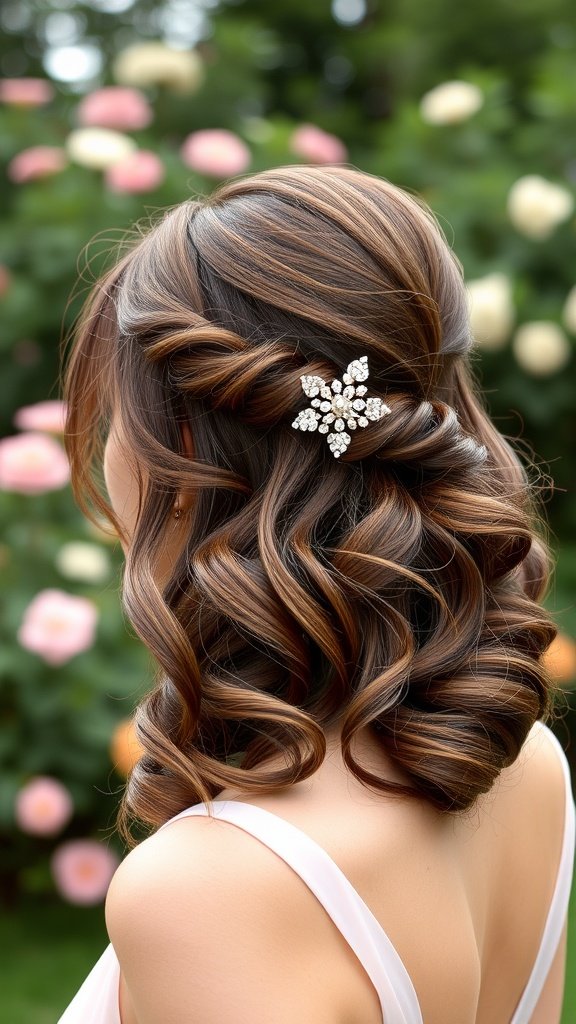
[103,415,195,586]
[102,417,142,552]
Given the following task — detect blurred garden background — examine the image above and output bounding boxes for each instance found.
[1,0,576,1021]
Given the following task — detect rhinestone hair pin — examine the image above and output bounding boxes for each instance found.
[291,355,391,458]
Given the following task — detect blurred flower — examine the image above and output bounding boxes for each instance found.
[55,541,111,583]
[17,589,98,665]
[66,128,137,170]
[51,839,120,905]
[13,399,67,434]
[512,321,571,376]
[181,129,251,178]
[0,77,54,106]
[0,264,11,297]
[76,86,153,131]
[466,273,515,350]
[104,150,165,193]
[542,632,576,687]
[562,284,576,334]
[15,776,74,836]
[110,718,145,776]
[7,146,68,184]
[419,80,484,124]
[113,41,204,94]
[0,432,70,494]
[289,123,348,163]
[507,175,574,240]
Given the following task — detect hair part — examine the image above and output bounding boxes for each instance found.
[61,165,562,847]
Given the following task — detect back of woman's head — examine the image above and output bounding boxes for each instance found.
[62,164,560,843]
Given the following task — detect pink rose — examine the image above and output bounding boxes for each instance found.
[17,589,98,665]
[15,776,74,836]
[104,150,165,193]
[180,129,251,178]
[0,432,70,494]
[0,77,55,106]
[7,146,68,184]
[13,400,67,434]
[51,839,120,905]
[289,124,348,164]
[76,86,153,131]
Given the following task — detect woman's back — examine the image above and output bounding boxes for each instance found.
[106,717,574,1024]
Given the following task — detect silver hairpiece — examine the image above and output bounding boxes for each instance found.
[291,355,391,458]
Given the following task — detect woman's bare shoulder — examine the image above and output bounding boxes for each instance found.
[105,808,289,925]
[105,813,348,1024]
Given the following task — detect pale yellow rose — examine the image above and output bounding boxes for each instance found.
[507,175,574,240]
[420,80,483,125]
[113,42,203,94]
[512,321,572,375]
[66,128,137,170]
[467,273,514,350]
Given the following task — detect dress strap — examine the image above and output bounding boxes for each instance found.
[510,722,576,1024]
[158,799,423,1024]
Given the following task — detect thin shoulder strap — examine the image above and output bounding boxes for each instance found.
[158,799,423,1024]
[510,721,576,1024]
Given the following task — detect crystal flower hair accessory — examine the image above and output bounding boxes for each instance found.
[291,355,391,458]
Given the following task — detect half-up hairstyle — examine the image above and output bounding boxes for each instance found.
[61,165,561,846]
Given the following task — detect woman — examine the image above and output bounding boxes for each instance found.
[58,165,575,1024]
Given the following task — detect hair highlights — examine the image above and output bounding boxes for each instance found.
[61,165,561,846]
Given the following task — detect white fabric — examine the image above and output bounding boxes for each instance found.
[57,942,120,1024]
[56,720,575,1024]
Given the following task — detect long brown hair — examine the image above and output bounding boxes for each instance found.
[61,165,561,847]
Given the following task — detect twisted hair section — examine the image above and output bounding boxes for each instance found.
[61,165,562,847]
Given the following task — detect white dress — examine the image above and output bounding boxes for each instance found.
[57,720,576,1024]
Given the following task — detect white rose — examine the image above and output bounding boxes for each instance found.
[562,285,576,334]
[55,541,112,583]
[512,321,572,376]
[66,128,137,170]
[507,175,574,240]
[419,80,484,125]
[466,273,514,350]
[112,42,204,94]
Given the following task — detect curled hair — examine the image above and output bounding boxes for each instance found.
[61,165,562,845]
